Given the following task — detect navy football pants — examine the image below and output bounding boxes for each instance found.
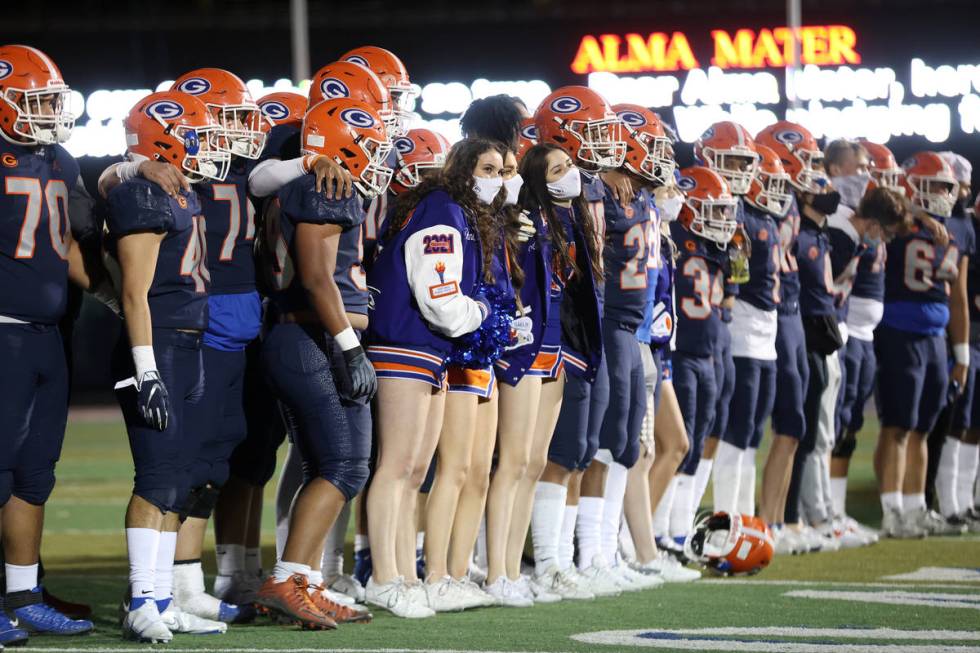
[773,311,810,440]
[599,321,646,469]
[550,350,609,472]
[723,357,777,451]
[671,352,717,475]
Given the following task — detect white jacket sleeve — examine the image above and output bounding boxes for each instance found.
[404,224,487,337]
[248,157,308,198]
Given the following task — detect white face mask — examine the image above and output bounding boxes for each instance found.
[503,174,523,206]
[547,167,582,200]
[656,194,684,222]
[473,175,504,205]
[830,174,871,210]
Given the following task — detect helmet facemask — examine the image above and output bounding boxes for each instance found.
[210,103,267,160]
[792,148,827,193]
[757,169,793,217]
[636,131,676,185]
[705,147,758,196]
[564,116,627,170]
[325,134,393,199]
[387,84,420,137]
[688,195,738,246]
[175,124,231,183]
[910,176,958,218]
[395,153,445,191]
[2,82,75,145]
[871,168,904,195]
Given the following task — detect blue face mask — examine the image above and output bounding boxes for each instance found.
[862,233,881,248]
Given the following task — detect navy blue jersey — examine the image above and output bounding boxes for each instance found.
[0,143,79,324]
[851,240,886,301]
[106,179,209,330]
[970,215,980,324]
[775,196,802,313]
[738,203,781,312]
[258,124,301,164]
[670,221,725,357]
[363,189,394,264]
[582,171,607,302]
[198,163,257,295]
[266,175,365,315]
[796,215,836,318]
[336,222,369,315]
[601,185,651,328]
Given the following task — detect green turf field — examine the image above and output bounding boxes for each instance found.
[26,410,980,652]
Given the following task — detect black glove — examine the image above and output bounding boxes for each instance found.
[137,371,170,431]
[342,345,377,400]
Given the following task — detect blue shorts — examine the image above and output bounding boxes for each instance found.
[368,345,447,388]
[263,323,370,500]
[874,325,947,434]
[672,353,717,475]
[711,325,735,437]
[186,346,247,489]
[839,336,876,434]
[228,341,286,487]
[773,311,810,440]
[113,328,204,513]
[952,341,980,431]
[549,350,609,472]
[598,322,646,468]
[0,323,68,507]
[723,357,777,450]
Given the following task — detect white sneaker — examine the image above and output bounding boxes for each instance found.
[173,562,247,623]
[467,564,488,586]
[796,525,825,552]
[577,556,623,597]
[562,567,599,599]
[881,509,927,539]
[423,576,471,612]
[320,586,356,607]
[160,602,227,634]
[122,601,173,643]
[531,566,593,600]
[483,577,533,608]
[773,526,806,555]
[635,553,700,583]
[832,520,867,549]
[841,514,879,544]
[614,564,663,590]
[813,523,842,552]
[214,571,262,605]
[365,577,434,619]
[327,574,366,603]
[917,509,968,536]
[517,574,561,604]
[456,577,496,609]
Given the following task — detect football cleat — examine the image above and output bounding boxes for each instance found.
[881,509,927,539]
[634,553,701,583]
[173,562,253,623]
[531,566,593,601]
[121,600,172,644]
[613,564,664,591]
[963,508,980,533]
[917,509,968,536]
[159,603,227,634]
[41,588,92,621]
[813,523,842,552]
[326,574,366,603]
[307,586,372,624]
[773,525,807,555]
[7,588,93,636]
[256,574,335,630]
[353,548,373,587]
[364,577,434,619]
[840,515,879,545]
[483,577,532,608]
[576,557,624,597]
[0,602,29,646]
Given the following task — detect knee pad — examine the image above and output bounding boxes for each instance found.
[181,484,222,520]
[831,432,858,459]
[12,468,56,506]
[321,458,371,501]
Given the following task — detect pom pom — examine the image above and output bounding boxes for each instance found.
[447,283,516,368]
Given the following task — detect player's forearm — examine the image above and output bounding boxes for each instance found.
[248,157,308,198]
[305,277,351,337]
[66,238,93,290]
[949,287,969,350]
[121,291,153,347]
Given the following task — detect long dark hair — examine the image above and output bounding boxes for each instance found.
[460,95,526,152]
[388,137,506,280]
[518,143,603,283]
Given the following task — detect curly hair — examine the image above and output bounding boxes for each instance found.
[517,143,603,284]
[387,137,507,281]
[460,95,526,152]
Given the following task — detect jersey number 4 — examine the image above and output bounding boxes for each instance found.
[5,177,70,259]
[180,216,211,293]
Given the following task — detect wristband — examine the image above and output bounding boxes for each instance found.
[117,160,142,182]
[953,343,970,366]
[303,154,325,173]
[334,326,360,352]
[132,345,157,379]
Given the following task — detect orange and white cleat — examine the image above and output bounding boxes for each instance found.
[255,574,336,630]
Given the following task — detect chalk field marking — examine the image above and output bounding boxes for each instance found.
[785,589,980,610]
[698,578,980,590]
[15,649,559,653]
[572,627,980,651]
[881,567,980,583]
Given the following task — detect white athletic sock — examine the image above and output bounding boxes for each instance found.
[692,459,713,512]
[245,547,262,576]
[322,501,350,579]
[830,477,848,519]
[155,531,177,607]
[531,481,567,574]
[558,504,578,570]
[215,543,245,578]
[880,491,902,513]
[475,515,488,570]
[127,528,160,603]
[600,462,629,563]
[712,441,744,515]
[653,476,678,538]
[903,493,927,512]
[669,474,695,539]
[4,563,38,593]
[936,437,961,518]
[416,531,425,551]
[737,448,757,516]
[576,496,604,570]
[306,568,324,592]
[273,560,311,583]
[957,443,979,515]
[354,533,370,553]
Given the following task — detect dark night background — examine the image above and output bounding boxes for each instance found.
[3,0,978,398]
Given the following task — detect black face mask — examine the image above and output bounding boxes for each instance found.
[810,190,841,215]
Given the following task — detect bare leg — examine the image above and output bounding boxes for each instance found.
[1,498,44,565]
[281,478,345,566]
[624,450,657,563]
[175,517,207,561]
[649,381,689,514]
[902,431,928,496]
[876,426,909,495]
[760,435,799,525]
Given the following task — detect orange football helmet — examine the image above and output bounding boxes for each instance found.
[676,166,738,246]
[859,139,904,195]
[389,128,450,195]
[516,117,537,162]
[694,121,759,196]
[171,68,265,160]
[256,91,306,132]
[124,91,230,183]
[685,512,774,576]
[302,98,392,198]
[745,144,793,217]
[308,61,395,137]
[901,151,958,218]
[613,103,674,185]
[340,46,418,134]
[0,44,74,145]
[756,121,825,193]
[534,85,625,170]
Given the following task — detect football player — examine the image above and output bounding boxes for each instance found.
[0,44,101,641]
[106,90,230,642]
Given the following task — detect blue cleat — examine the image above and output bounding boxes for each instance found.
[8,588,93,636]
[218,600,256,624]
[0,603,29,646]
[353,547,372,587]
